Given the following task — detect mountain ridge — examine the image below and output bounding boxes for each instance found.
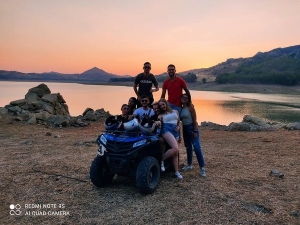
[1,44,299,83]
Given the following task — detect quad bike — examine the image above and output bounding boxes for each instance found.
[89,117,175,194]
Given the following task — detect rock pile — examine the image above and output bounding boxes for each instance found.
[0,83,111,127]
[201,115,300,131]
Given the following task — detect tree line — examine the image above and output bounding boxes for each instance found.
[215,57,300,86]
[109,72,198,83]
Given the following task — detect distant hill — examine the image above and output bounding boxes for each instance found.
[0,67,125,82]
[214,45,300,85]
[78,67,119,82]
[179,45,300,85]
[1,44,299,85]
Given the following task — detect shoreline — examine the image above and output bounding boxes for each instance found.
[2,79,300,95]
[85,81,300,95]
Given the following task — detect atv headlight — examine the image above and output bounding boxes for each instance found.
[132,139,147,148]
[100,135,107,145]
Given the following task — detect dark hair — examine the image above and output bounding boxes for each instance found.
[167,64,176,69]
[128,97,137,114]
[140,95,149,100]
[144,62,151,66]
[181,94,191,106]
[121,104,129,110]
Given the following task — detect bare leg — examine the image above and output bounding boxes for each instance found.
[162,132,179,171]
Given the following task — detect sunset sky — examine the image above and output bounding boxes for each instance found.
[1,0,299,76]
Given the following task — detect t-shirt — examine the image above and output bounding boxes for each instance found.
[150,113,159,121]
[133,107,155,122]
[134,73,158,97]
[162,76,187,107]
[116,115,130,130]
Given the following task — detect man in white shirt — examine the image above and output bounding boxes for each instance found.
[132,95,155,123]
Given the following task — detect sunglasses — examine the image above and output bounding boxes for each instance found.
[122,108,129,110]
[181,96,188,100]
[144,66,151,69]
[141,100,149,103]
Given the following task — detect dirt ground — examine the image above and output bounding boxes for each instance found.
[0,116,299,225]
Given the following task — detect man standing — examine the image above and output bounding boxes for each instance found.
[134,62,159,107]
[161,64,191,112]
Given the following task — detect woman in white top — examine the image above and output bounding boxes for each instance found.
[155,99,183,179]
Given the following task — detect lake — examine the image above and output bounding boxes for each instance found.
[1,81,300,125]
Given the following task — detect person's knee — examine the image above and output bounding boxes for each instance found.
[173,148,179,155]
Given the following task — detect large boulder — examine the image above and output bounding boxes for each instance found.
[2,83,110,127]
[285,122,300,130]
[7,105,22,114]
[10,99,27,107]
[229,122,251,131]
[26,83,51,98]
[0,107,8,115]
[46,115,69,127]
[83,111,96,121]
[41,93,69,115]
[243,115,270,127]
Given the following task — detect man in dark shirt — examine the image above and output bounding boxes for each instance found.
[133,62,159,107]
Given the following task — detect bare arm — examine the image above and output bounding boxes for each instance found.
[133,83,139,97]
[161,88,166,99]
[175,110,181,143]
[150,85,159,93]
[189,104,198,131]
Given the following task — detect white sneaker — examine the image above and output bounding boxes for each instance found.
[175,171,183,179]
[161,161,165,172]
[200,167,206,177]
[182,165,192,171]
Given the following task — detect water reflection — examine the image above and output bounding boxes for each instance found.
[0,81,300,125]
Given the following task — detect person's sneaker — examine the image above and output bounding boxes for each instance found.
[182,165,192,171]
[175,171,183,179]
[200,167,206,177]
[161,161,165,172]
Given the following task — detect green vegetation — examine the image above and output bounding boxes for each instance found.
[216,49,300,86]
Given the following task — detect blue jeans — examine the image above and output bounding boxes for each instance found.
[182,123,205,168]
[168,103,182,114]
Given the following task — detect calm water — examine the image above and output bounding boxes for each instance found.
[1,81,300,125]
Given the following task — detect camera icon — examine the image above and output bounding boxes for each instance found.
[10,204,22,216]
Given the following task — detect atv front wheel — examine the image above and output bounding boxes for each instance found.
[90,155,115,187]
[136,156,160,194]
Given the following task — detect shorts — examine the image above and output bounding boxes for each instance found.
[161,123,179,140]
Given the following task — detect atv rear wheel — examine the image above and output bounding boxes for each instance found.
[90,155,115,187]
[136,156,160,194]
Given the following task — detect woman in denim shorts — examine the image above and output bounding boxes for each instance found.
[155,99,183,179]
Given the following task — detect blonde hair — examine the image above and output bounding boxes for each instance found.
[158,98,172,113]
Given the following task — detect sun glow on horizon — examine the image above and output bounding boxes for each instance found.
[1,1,299,75]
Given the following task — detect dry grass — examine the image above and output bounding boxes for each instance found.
[0,116,299,225]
